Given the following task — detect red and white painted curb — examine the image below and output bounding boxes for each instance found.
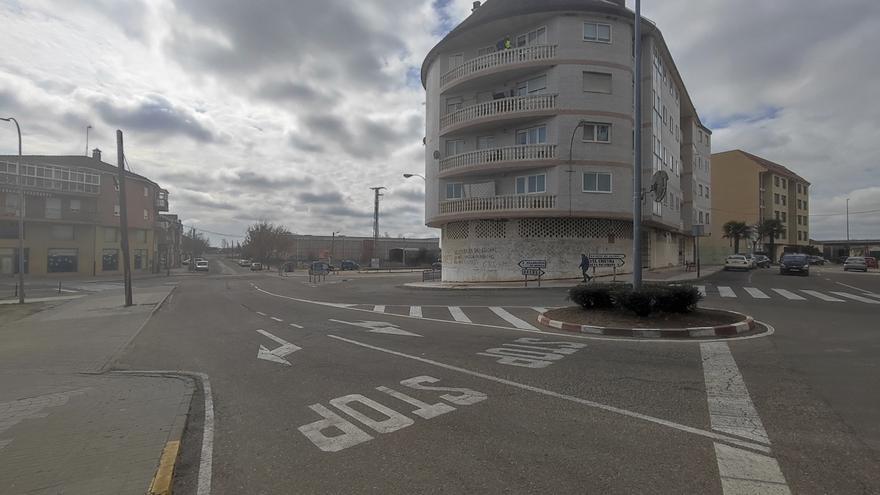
[536,309,756,339]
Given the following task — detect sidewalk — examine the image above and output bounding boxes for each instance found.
[404,265,724,290]
[0,286,194,494]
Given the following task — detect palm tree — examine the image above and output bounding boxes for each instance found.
[722,221,752,254]
[756,219,787,261]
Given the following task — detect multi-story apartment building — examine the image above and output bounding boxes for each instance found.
[703,150,811,263]
[421,0,711,281]
[0,149,172,276]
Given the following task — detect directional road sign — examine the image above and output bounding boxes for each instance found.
[521,268,546,277]
[518,260,547,269]
[588,254,626,268]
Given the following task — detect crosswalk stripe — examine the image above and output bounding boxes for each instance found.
[448,306,471,323]
[744,287,770,299]
[772,289,806,301]
[489,307,538,330]
[830,292,880,304]
[373,305,385,313]
[801,290,844,302]
[410,306,423,317]
[717,286,737,298]
[696,285,707,297]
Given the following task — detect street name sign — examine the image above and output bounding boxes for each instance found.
[518,259,547,269]
[521,268,546,277]
[588,254,626,268]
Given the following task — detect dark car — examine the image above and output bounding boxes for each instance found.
[754,255,771,268]
[779,254,810,276]
[340,260,360,270]
[808,255,825,265]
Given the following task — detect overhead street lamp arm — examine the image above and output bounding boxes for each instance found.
[403,173,426,181]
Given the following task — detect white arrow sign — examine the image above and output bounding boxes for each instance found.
[256,329,301,366]
[328,319,422,337]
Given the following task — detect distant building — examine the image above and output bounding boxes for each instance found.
[703,150,811,263]
[285,234,440,267]
[0,149,175,276]
[421,0,712,281]
[158,213,183,269]
[811,239,880,261]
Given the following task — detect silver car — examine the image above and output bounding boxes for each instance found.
[843,256,868,272]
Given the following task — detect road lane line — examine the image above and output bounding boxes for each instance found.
[696,285,707,297]
[771,289,806,300]
[490,307,539,330]
[327,334,770,453]
[717,286,737,298]
[743,287,770,299]
[289,323,304,329]
[833,280,873,294]
[373,305,385,313]
[256,311,267,316]
[800,290,844,302]
[409,306,423,317]
[448,306,471,323]
[270,316,283,322]
[830,291,880,304]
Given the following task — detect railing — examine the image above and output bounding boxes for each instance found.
[440,194,557,215]
[440,144,557,173]
[440,94,557,131]
[422,269,442,282]
[440,45,558,87]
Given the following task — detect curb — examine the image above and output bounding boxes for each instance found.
[536,309,757,339]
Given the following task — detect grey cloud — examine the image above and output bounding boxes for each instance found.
[92,94,216,143]
[233,170,314,189]
[317,205,374,219]
[393,188,425,203]
[299,191,345,204]
[288,133,324,154]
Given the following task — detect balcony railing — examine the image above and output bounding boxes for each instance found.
[440,94,557,131]
[440,44,559,88]
[439,194,557,215]
[440,144,558,173]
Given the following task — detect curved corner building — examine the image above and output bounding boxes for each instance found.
[421,0,712,282]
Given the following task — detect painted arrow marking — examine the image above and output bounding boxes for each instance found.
[256,329,301,366]
[328,319,422,337]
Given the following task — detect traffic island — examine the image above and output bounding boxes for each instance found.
[537,283,760,339]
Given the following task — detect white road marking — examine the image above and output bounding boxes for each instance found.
[448,306,471,323]
[714,443,791,495]
[833,280,873,294]
[489,307,539,330]
[327,334,770,453]
[289,323,304,329]
[270,316,283,322]
[409,306,422,318]
[744,287,770,299]
[329,319,422,337]
[830,291,880,304]
[373,305,385,313]
[717,286,737,298]
[771,289,806,301]
[700,342,770,445]
[800,290,844,302]
[256,311,267,316]
[531,307,548,314]
[0,389,91,450]
[256,329,302,366]
[696,285,707,297]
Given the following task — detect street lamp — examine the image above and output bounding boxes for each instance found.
[403,173,426,180]
[1,117,24,304]
[567,120,592,216]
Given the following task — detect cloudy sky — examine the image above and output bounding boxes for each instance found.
[1,0,878,243]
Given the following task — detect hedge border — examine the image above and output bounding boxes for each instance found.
[536,308,757,339]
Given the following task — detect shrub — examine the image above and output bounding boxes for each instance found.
[615,287,655,316]
[654,284,703,313]
[568,283,703,316]
[568,283,616,309]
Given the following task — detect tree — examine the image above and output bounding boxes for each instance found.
[182,229,210,258]
[242,221,293,264]
[756,219,787,260]
[722,221,752,254]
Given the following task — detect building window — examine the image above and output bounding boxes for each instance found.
[47,248,78,273]
[102,249,119,271]
[774,176,780,187]
[781,178,787,188]
[134,249,148,270]
[445,139,465,157]
[517,74,547,95]
[774,193,780,205]
[517,26,547,47]
[104,227,118,242]
[449,53,463,68]
[477,45,495,56]
[583,71,612,93]
[445,97,463,115]
[0,247,29,274]
[583,172,612,193]
[803,200,807,209]
[445,183,464,200]
[781,195,787,206]
[781,212,787,222]
[50,225,75,241]
[69,199,81,213]
[775,211,780,220]
[4,195,24,216]
[699,211,704,224]
[143,209,149,221]
[477,135,495,150]
[705,187,710,199]
[516,174,546,194]
[706,213,710,225]
[698,184,703,197]
[113,204,120,216]
[797,183,802,194]
[143,186,149,197]
[583,22,611,43]
[45,197,62,219]
[516,125,547,145]
[133,229,147,243]
[583,123,611,143]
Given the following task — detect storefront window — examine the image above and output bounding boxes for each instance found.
[102,249,119,271]
[47,248,77,273]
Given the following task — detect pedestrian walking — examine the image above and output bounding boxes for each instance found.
[579,254,592,283]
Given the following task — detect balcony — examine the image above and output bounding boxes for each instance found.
[439,194,557,216]
[157,189,169,212]
[0,160,101,195]
[439,144,558,177]
[440,44,558,90]
[440,94,557,135]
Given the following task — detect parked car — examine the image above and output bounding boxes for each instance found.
[779,253,810,276]
[310,261,332,273]
[808,255,826,265]
[865,256,878,269]
[843,257,868,272]
[194,260,209,272]
[754,255,771,268]
[238,259,252,267]
[743,254,758,269]
[340,260,360,271]
[250,262,263,271]
[724,255,750,271]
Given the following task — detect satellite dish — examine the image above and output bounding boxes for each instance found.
[651,170,669,203]
[433,150,441,160]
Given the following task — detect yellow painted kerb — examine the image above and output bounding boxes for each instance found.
[149,440,181,495]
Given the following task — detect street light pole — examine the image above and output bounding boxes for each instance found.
[632,0,644,289]
[85,125,92,156]
[1,117,24,304]
[846,197,850,257]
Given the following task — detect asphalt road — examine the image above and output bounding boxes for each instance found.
[113,257,880,494]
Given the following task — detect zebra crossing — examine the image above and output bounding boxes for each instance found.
[345,304,551,330]
[696,285,880,305]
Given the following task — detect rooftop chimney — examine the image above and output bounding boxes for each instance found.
[92,148,102,162]
[472,1,481,12]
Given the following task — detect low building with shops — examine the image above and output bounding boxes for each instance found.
[812,239,880,262]
[0,149,177,277]
[286,234,440,267]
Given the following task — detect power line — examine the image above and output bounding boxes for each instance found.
[809,208,880,218]
[182,224,245,238]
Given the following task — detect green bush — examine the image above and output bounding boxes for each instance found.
[567,283,703,316]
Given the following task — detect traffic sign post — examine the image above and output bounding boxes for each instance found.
[519,260,547,287]
[587,254,626,282]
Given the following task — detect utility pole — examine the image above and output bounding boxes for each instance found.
[116,130,133,306]
[846,198,850,257]
[370,186,386,264]
[0,117,24,304]
[631,0,644,288]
